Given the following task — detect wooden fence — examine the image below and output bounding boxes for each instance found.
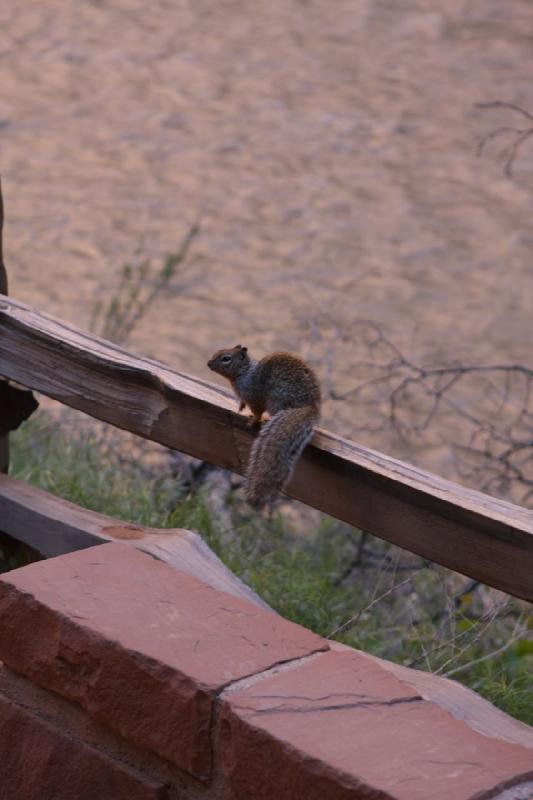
[0,295,532,601]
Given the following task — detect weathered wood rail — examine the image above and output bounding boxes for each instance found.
[1,293,532,601]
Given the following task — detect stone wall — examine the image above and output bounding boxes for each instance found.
[0,542,531,799]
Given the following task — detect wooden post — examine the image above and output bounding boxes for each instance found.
[0,181,38,475]
[0,177,9,473]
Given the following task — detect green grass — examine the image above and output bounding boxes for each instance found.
[8,411,533,725]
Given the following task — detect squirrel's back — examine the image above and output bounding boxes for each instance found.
[254,352,321,416]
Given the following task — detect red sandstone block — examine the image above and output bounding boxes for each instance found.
[0,542,325,780]
[219,649,533,800]
[0,693,165,800]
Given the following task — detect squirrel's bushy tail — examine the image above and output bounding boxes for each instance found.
[246,406,318,508]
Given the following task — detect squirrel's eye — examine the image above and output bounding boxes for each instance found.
[221,355,232,363]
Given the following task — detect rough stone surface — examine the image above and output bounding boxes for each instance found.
[0,692,166,800]
[0,542,326,779]
[219,649,533,800]
[0,664,207,799]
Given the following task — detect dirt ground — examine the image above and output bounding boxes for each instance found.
[2,0,532,497]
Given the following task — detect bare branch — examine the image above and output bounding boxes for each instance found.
[476,101,533,177]
[475,101,533,122]
[328,321,533,506]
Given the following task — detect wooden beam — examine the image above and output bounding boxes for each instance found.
[0,473,270,611]
[0,294,532,601]
[0,178,7,296]
[0,185,38,475]
[0,178,8,473]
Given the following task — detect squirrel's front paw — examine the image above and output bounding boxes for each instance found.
[246,414,263,431]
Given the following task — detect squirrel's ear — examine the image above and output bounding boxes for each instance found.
[240,346,248,357]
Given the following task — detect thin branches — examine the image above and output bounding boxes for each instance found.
[91,222,200,345]
[328,320,533,506]
[476,101,533,177]
[443,616,527,679]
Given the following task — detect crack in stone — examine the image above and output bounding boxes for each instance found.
[219,649,329,696]
[418,758,485,768]
[251,692,373,702]
[238,695,424,716]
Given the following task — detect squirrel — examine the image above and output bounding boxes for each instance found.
[207,345,321,508]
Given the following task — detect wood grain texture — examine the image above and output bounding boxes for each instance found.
[0,472,270,610]
[0,294,532,601]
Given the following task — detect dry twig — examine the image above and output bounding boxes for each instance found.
[476,101,533,177]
